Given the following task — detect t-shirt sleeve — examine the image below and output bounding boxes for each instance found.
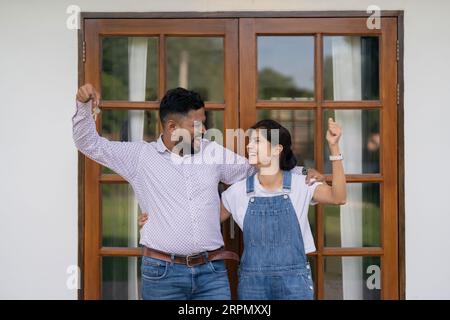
[221,181,246,229]
[308,181,323,206]
[221,186,235,214]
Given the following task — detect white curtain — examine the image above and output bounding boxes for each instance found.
[179,50,189,88]
[331,36,364,300]
[127,37,148,300]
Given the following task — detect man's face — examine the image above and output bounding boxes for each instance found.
[172,108,206,154]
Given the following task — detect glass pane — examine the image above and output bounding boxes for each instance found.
[102,37,158,101]
[325,183,380,247]
[205,110,224,132]
[323,36,379,100]
[257,109,315,168]
[203,110,224,145]
[101,109,160,174]
[166,37,224,102]
[307,255,317,299]
[102,184,141,247]
[258,36,314,101]
[102,256,142,300]
[323,109,380,174]
[324,256,381,300]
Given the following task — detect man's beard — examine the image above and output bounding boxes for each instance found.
[178,135,202,156]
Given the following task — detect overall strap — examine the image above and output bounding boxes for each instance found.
[246,174,256,195]
[282,170,292,193]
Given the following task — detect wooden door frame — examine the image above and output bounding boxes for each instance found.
[77,11,404,300]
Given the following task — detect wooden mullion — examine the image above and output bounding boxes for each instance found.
[324,174,383,183]
[322,247,384,256]
[100,101,160,109]
[256,101,316,109]
[158,34,166,100]
[100,247,143,257]
[100,174,127,183]
[322,101,382,109]
[314,33,325,300]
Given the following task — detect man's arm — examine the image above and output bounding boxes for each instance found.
[73,84,144,181]
[220,203,231,223]
[218,143,253,184]
[217,143,326,185]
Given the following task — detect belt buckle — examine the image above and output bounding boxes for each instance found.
[186,253,203,267]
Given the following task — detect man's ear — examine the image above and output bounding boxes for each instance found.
[165,119,178,134]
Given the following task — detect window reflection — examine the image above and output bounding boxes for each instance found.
[324,256,381,300]
[258,36,314,101]
[166,37,224,102]
[323,36,379,101]
[101,37,159,101]
[323,109,380,174]
[257,109,315,168]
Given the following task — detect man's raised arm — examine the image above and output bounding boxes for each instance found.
[73,84,144,182]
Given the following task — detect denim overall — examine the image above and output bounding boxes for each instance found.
[238,171,314,300]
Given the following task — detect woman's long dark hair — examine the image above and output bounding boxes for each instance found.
[249,119,297,171]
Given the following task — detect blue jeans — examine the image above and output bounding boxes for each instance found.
[141,256,231,300]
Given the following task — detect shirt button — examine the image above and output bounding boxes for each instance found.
[250,198,255,202]
[283,194,288,199]
[306,264,310,269]
[309,286,314,290]
[308,275,311,279]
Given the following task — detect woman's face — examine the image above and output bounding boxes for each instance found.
[247,129,281,168]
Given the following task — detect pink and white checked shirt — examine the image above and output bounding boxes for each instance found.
[73,101,303,255]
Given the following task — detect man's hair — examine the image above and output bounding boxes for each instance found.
[159,87,204,123]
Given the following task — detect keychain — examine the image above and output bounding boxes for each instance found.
[91,94,101,121]
[92,104,101,121]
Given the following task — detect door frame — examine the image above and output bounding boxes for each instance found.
[77,11,405,300]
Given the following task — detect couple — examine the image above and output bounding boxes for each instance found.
[73,84,346,300]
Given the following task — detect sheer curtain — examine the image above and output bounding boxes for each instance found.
[127,37,147,300]
[331,36,363,299]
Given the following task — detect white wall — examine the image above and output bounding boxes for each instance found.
[1,0,449,299]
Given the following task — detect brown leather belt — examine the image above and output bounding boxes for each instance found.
[143,247,239,267]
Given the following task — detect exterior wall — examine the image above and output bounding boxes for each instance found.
[0,0,449,299]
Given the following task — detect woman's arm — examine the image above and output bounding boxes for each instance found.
[312,118,347,205]
[220,202,231,223]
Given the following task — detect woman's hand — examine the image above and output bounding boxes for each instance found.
[326,117,342,147]
[138,213,149,229]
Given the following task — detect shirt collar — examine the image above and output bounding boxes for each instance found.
[156,135,170,153]
[156,134,209,156]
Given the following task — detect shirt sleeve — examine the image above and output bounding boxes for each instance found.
[290,166,305,175]
[221,183,243,228]
[308,181,323,206]
[218,144,255,184]
[221,187,234,215]
[72,100,144,182]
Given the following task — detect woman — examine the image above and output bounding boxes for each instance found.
[220,118,346,300]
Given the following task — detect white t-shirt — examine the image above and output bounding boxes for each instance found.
[221,173,321,254]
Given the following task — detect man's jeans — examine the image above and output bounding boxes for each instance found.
[141,256,231,300]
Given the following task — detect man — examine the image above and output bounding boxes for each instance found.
[73,84,324,300]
